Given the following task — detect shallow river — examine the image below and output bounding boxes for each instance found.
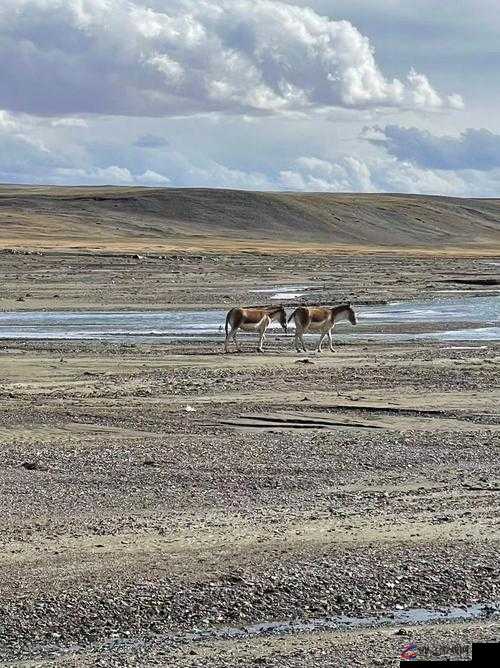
[0,296,498,343]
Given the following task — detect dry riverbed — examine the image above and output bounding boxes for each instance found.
[0,250,499,666]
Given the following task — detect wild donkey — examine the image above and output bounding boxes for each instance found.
[225,305,287,353]
[288,304,357,353]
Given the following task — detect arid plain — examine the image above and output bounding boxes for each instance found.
[0,186,499,666]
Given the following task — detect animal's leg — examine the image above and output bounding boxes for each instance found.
[228,325,240,352]
[294,323,302,352]
[317,332,327,353]
[328,329,335,352]
[225,326,232,353]
[258,318,271,353]
[299,332,307,352]
[233,328,242,352]
[257,322,267,352]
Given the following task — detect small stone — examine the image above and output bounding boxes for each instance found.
[21,461,43,471]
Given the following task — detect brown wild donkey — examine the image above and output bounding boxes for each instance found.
[225,305,287,353]
[288,304,357,353]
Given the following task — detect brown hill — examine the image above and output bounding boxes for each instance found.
[0,185,499,255]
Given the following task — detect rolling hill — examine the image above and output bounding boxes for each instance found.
[0,185,499,254]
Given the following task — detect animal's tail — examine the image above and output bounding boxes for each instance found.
[225,310,232,336]
[287,309,297,324]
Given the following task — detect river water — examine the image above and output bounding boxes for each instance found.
[0,296,498,343]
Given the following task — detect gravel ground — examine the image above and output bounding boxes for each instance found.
[1,249,499,312]
[0,252,499,666]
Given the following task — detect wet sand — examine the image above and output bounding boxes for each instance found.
[0,250,499,666]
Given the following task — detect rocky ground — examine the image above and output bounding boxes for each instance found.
[0,251,499,666]
[1,247,499,311]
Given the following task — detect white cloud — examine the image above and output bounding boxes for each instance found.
[447,94,465,111]
[180,159,275,190]
[49,166,171,186]
[0,114,169,186]
[371,158,465,195]
[0,0,461,117]
[276,154,500,197]
[1,107,497,197]
[135,169,171,185]
[0,112,67,178]
[53,166,135,185]
[405,70,463,111]
[0,110,17,130]
[407,69,444,109]
[280,156,373,191]
[51,117,88,128]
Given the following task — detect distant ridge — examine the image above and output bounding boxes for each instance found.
[0,185,499,254]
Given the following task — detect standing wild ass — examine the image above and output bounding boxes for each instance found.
[225,305,287,353]
[288,304,357,353]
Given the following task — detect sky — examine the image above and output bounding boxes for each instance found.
[1,0,499,196]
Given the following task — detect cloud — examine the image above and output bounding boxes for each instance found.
[279,156,373,192]
[168,153,275,190]
[365,125,500,170]
[0,113,68,179]
[1,107,497,196]
[0,114,170,185]
[43,166,171,186]
[134,134,170,148]
[277,154,500,197]
[53,166,135,185]
[0,0,461,117]
[0,110,17,130]
[407,69,463,110]
[51,117,88,128]
[136,169,170,185]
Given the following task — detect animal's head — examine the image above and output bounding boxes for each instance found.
[269,305,288,333]
[334,302,357,325]
[345,302,357,325]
